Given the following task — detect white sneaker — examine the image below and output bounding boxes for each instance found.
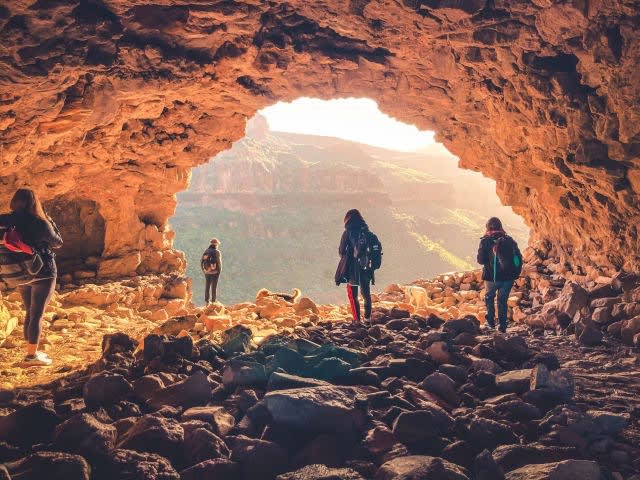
[22,351,52,367]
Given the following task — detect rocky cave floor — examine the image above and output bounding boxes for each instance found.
[1,266,640,480]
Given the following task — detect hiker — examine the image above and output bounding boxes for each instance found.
[201,238,222,304]
[336,209,382,324]
[477,217,522,333]
[0,188,62,366]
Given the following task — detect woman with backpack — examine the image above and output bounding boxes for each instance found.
[201,238,222,305]
[477,217,522,333]
[336,209,381,324]
[0,189,62,366]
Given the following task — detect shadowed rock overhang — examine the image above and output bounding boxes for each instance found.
[0,0,638,279]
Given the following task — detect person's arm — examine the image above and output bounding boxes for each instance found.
[215,250,222,274]
[339,231,348,256]
[477,238,489,265]
[38,218,63,249]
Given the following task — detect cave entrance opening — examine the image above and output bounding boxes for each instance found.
[44,196,106,283]
[171,98,529,306]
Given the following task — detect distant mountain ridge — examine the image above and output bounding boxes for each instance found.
[173,115,529,305]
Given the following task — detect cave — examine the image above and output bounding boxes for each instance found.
[43,196,106,280]
[0,0,638,280]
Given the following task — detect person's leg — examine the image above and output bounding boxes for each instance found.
[360,273,372,320]
[26,278,56,352]
[204,275,212,303]
[484,281,498,328]
[347,284,360,322]
[497,280,514,332]
[18,284,32,343]
[210,274,219,303]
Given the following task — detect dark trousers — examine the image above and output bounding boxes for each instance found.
[205,274,220,303]
[346,272,372,322]
[18,277,56,344]
[484,280,514,329]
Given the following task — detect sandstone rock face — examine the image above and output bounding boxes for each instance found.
[0,1,638,277]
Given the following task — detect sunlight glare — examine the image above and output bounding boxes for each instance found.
[259,98,436,152]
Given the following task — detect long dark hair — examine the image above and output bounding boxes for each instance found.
[344,209,368,231]
[344,208,364,225]
[10,189,48,220]
[486,217,503,231]
[10,188,54,231]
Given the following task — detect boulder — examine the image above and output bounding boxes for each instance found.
[262,386,367,433]
[83,372,133,409]
[426,341,452,364]
[556,282,589,318]
[421,372,459,405]
[493,444,580,472]
[468,417,518,450]
[183,427,230,467]
[530,365,574,400]
[4,452,90,480]
[222,360,268,389]
[133,375,165,401]
[495,370,532,394]
[474,449,505,480]
[147,371,211,410]
[392,406,454,443]
[443,317,480,336]
[98,448,179,480]
[181,406,235,436]
[590,307,611,325]
[277,464,365,480]
[0,402,60,447]
[117,415,184,461]
[230,435,289,479]
[221,325,253,355]
[577,322,602,346]
[54,413,117,457]
[504,460,602,480]
[493,335,531,361]
[620,315,640,345]
[375,455,469,480]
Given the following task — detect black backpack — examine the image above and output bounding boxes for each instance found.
[492,236,522,279]
[201,249,218,274]
[354,230,383,271]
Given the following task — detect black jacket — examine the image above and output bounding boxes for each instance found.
[477,231,521,282]
[201,246,222,275]
[337,217,372,285]
[0,212,63,278]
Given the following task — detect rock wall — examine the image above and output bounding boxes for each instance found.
[0,0,638,278]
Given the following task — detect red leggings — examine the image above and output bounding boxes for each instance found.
[346,279,371,322]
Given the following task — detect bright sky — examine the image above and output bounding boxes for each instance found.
[259,97,436,152]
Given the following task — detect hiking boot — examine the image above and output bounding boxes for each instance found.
[22,351,52,367]
[498,326,507,334]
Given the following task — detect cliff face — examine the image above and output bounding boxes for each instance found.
[0,0,638,279]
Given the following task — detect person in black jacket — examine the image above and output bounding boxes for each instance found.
[337,209,372,323]
[0,188,62,366]
[477,217,521,333]
[201,238,222,304]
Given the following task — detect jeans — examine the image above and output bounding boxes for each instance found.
[346,271,372,321]
[18,277,56,344]
[484,280,513,330]
[204,274,219,303]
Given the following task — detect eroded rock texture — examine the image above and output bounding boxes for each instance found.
[0,0,638,278]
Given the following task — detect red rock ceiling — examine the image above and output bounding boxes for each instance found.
[0,0,638,279]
